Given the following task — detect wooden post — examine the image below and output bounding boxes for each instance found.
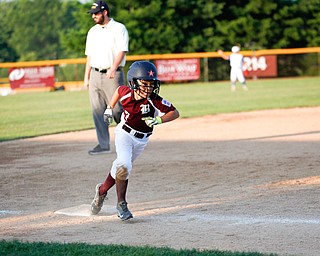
[203,57,208,82]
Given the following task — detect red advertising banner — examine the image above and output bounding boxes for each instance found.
[243,55,277,77]
[155,59,200,82]
[9,66,55,89]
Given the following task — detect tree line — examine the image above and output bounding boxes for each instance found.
[0,0,319,63]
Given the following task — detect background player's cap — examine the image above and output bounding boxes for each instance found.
[88,1,109,14]
[231,46,240,53]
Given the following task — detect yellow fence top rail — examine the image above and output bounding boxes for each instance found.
[0,47,319,69]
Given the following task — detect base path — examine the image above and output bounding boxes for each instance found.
[1,107,320,256]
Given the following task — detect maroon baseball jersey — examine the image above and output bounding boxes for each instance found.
[118,86,176,133]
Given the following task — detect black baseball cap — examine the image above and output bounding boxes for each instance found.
[88,1,109,14]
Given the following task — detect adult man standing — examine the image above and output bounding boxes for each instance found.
[84,1,129,155]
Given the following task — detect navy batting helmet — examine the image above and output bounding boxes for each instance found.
[127,61,160,94]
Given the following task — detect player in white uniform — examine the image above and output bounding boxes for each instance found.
[218,46,248,91]
[90,61,180,220]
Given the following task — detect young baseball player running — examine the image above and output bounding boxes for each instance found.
[90,61,180,220]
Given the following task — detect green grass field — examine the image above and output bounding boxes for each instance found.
[0,77,319,255]
[1,77,319,142]
[0,240,277,256]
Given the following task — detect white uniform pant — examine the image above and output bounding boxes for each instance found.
[230,67,246,84]
[110,124,149,180]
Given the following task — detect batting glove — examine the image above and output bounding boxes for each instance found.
[142,116,162,127]
[104,106,113,125]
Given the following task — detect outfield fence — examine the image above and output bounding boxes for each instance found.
[0,47,319,91]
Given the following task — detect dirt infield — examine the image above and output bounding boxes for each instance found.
[1,107,320,256]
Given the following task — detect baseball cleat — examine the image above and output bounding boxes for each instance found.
[91,183,107,215]
[117,201,133,221]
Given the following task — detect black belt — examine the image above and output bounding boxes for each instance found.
[93,67,123,73]
[122,124,151,139]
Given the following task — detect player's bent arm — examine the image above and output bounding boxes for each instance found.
[160,109,180,123]
[107,88,121,109]
[217,50,229,60]
[142,109,179,127]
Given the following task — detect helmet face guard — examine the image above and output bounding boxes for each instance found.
[132,78,160,94]
[127,61,161,94]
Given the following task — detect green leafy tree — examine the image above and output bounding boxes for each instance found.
[59,1,93,58]
[113,0,224,54]
[0,0,319,61]
[0,3,18,62]
[272,0,320,48]
[2,0,80,61]
[214,0,320,50]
